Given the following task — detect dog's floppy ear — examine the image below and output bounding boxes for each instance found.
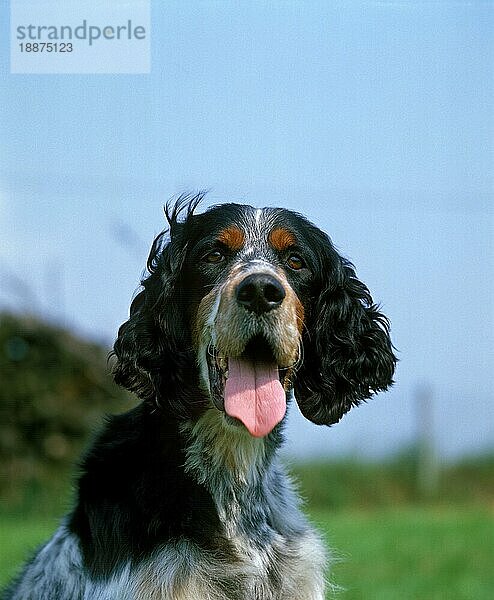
[112,194,203,406]
[294,244,396,426]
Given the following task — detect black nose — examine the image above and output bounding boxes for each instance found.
[236,273,286,315]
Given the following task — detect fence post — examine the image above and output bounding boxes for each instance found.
[416,383,439,499]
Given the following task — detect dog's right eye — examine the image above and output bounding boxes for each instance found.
[203,250,225,264]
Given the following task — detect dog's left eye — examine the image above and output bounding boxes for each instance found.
[287,254,305,270]
[203,250,225,264]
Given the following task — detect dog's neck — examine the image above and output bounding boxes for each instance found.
[182,408,280,500]
[181,409,282,533]
[182,409,272,488]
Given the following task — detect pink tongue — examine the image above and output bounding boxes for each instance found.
[224,358,286,438]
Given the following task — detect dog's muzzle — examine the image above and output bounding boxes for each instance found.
[198,268,301,438]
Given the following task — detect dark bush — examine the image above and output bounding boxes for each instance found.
[0,312,135,510]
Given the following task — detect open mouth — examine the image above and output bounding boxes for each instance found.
[207,335,292,438]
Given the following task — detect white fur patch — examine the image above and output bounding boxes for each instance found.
[7,523,84,600]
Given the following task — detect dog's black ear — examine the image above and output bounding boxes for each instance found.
[112,229,186,403]
[112,194,203,407]
[294,246,396,426]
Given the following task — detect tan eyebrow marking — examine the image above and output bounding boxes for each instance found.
[217,226,245,251]
[268,227,297,252]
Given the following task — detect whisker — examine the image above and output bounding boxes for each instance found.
[279,341,304,372]
[206,341,228,362]
[296,314,311,340]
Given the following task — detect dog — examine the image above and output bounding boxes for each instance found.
[4,195,396,599]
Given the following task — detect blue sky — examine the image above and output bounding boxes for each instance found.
[1,1,493,459]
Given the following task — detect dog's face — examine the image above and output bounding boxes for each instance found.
[185,205,317,437]
[113,197,396,436]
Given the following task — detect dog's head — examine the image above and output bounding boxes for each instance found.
[113,195,396,436]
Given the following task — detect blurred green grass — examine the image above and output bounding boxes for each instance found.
[0,515,57,588]
[316,507,494,599]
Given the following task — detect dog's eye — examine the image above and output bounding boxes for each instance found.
[204,250,225,264]
[287,254,305,270]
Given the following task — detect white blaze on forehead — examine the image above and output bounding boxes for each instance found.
[240,207,269,258]
[254,207,263,227]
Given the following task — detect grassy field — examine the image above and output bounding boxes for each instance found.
[1,507,492,599]
[315,507,494,599]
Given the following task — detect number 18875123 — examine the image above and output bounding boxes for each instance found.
[19,42,73,52]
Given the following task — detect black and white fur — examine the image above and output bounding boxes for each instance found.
[3,195,396,599]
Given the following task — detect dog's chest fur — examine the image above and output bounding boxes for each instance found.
[123,410,325,600]
[126,528,325,600]
[83,410,326,600]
